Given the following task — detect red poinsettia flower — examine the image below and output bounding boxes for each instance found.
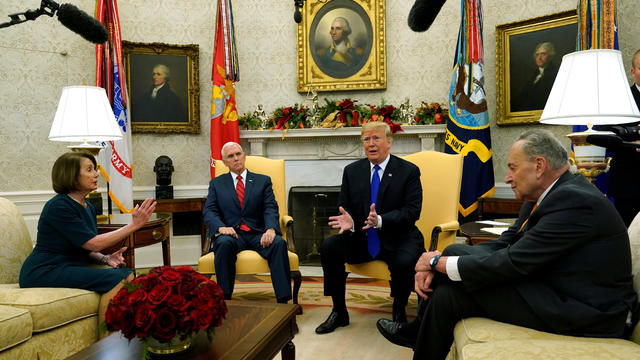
[338,98,355,110]
[378,105,395,118]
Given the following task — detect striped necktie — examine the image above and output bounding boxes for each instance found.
[518,203,538,232]
[236,175,251,231]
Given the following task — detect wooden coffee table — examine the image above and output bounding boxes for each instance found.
[67,301,299,360]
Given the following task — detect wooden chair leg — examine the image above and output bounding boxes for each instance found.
[291,270,302,314]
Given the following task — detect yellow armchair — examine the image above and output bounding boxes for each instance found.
[197,156,302,306]
[346,151,463,280]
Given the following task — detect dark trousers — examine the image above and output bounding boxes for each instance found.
[212,230,291,301]
[321,233,422,310]
[412,244,551,360]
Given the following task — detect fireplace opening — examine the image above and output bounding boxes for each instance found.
[288,186,341,266]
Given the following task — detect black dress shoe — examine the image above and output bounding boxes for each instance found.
[376,318,416,349]
[392,308,407,323]
[315,311,349,334]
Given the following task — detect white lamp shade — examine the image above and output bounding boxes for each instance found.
[49,86,123,142]
[540,49,640,125]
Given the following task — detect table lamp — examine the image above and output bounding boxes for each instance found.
[48,85,123,215]
[48,85,123,155]
[539,49,640,182]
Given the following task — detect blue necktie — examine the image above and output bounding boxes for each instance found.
[367,165,381,257]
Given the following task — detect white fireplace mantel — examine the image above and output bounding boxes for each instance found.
[239,124,447,160]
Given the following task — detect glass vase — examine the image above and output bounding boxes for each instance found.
[145,333,194,355]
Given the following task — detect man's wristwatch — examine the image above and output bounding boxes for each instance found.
[429,255,441,271]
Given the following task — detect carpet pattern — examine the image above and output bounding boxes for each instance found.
[232,275,419,316]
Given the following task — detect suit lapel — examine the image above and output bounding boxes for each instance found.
[631,85,640,109]
[520,170,572,233]
[224,173,241,209]
[376,155,395,208]
[242,171,255,211]
[358,160,372,215]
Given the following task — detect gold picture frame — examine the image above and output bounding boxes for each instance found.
[296,0,386,93]
[123,41,200,133]
[496,10,577,126]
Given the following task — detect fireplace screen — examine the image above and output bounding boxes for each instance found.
[288,186,340,266]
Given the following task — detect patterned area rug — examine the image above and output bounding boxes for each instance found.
[232,275,419,317]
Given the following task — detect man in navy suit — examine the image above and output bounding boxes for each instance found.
[377,129,637,360]
[203,142,291,303]
[315,121,425,334]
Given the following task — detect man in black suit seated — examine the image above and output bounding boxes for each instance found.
[203,142,291,303]
[315,121,425,334]
[377,129,638,360]
[594,49,640,226]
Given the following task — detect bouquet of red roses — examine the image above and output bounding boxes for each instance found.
[104,266,227,343]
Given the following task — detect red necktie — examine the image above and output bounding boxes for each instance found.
[236,175,251,231]
[518,203,538,232]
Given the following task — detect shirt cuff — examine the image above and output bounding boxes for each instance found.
[446,256,462,281]
[376,215,382,229]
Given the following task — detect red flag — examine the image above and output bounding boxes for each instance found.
[95,0,134,213]
[210,0,240,178]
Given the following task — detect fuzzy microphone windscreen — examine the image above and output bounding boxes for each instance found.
[57,3,108,44]
[408,0,447,32]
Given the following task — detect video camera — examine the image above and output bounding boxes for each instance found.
[608,125,640,141]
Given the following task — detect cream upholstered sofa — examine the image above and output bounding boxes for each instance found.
[448,213,640,360]
[0,197,100,360]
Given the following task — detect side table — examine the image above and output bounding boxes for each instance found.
[477,197,523,220]
[460,219,515,245]
[134,198,207,254]
[98,213,171,271]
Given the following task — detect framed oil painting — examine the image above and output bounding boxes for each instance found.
[122,41,200,133]
[296,0,386,92]
[496,10,577,125]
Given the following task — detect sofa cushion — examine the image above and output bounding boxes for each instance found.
[454,317,638,357]
[460,338,640,360]
[0,287,99,332]
[0,304,32,352]
[0,197,33,284]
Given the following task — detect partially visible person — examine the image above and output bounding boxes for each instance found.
[315,121,424,334]
[203,142,291,303]
[594,49,640,226]
[133,64,186,123]
[512,42,559,112]
[316,17,364,76]
[377,129,638,360]
[19,152,157,330]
